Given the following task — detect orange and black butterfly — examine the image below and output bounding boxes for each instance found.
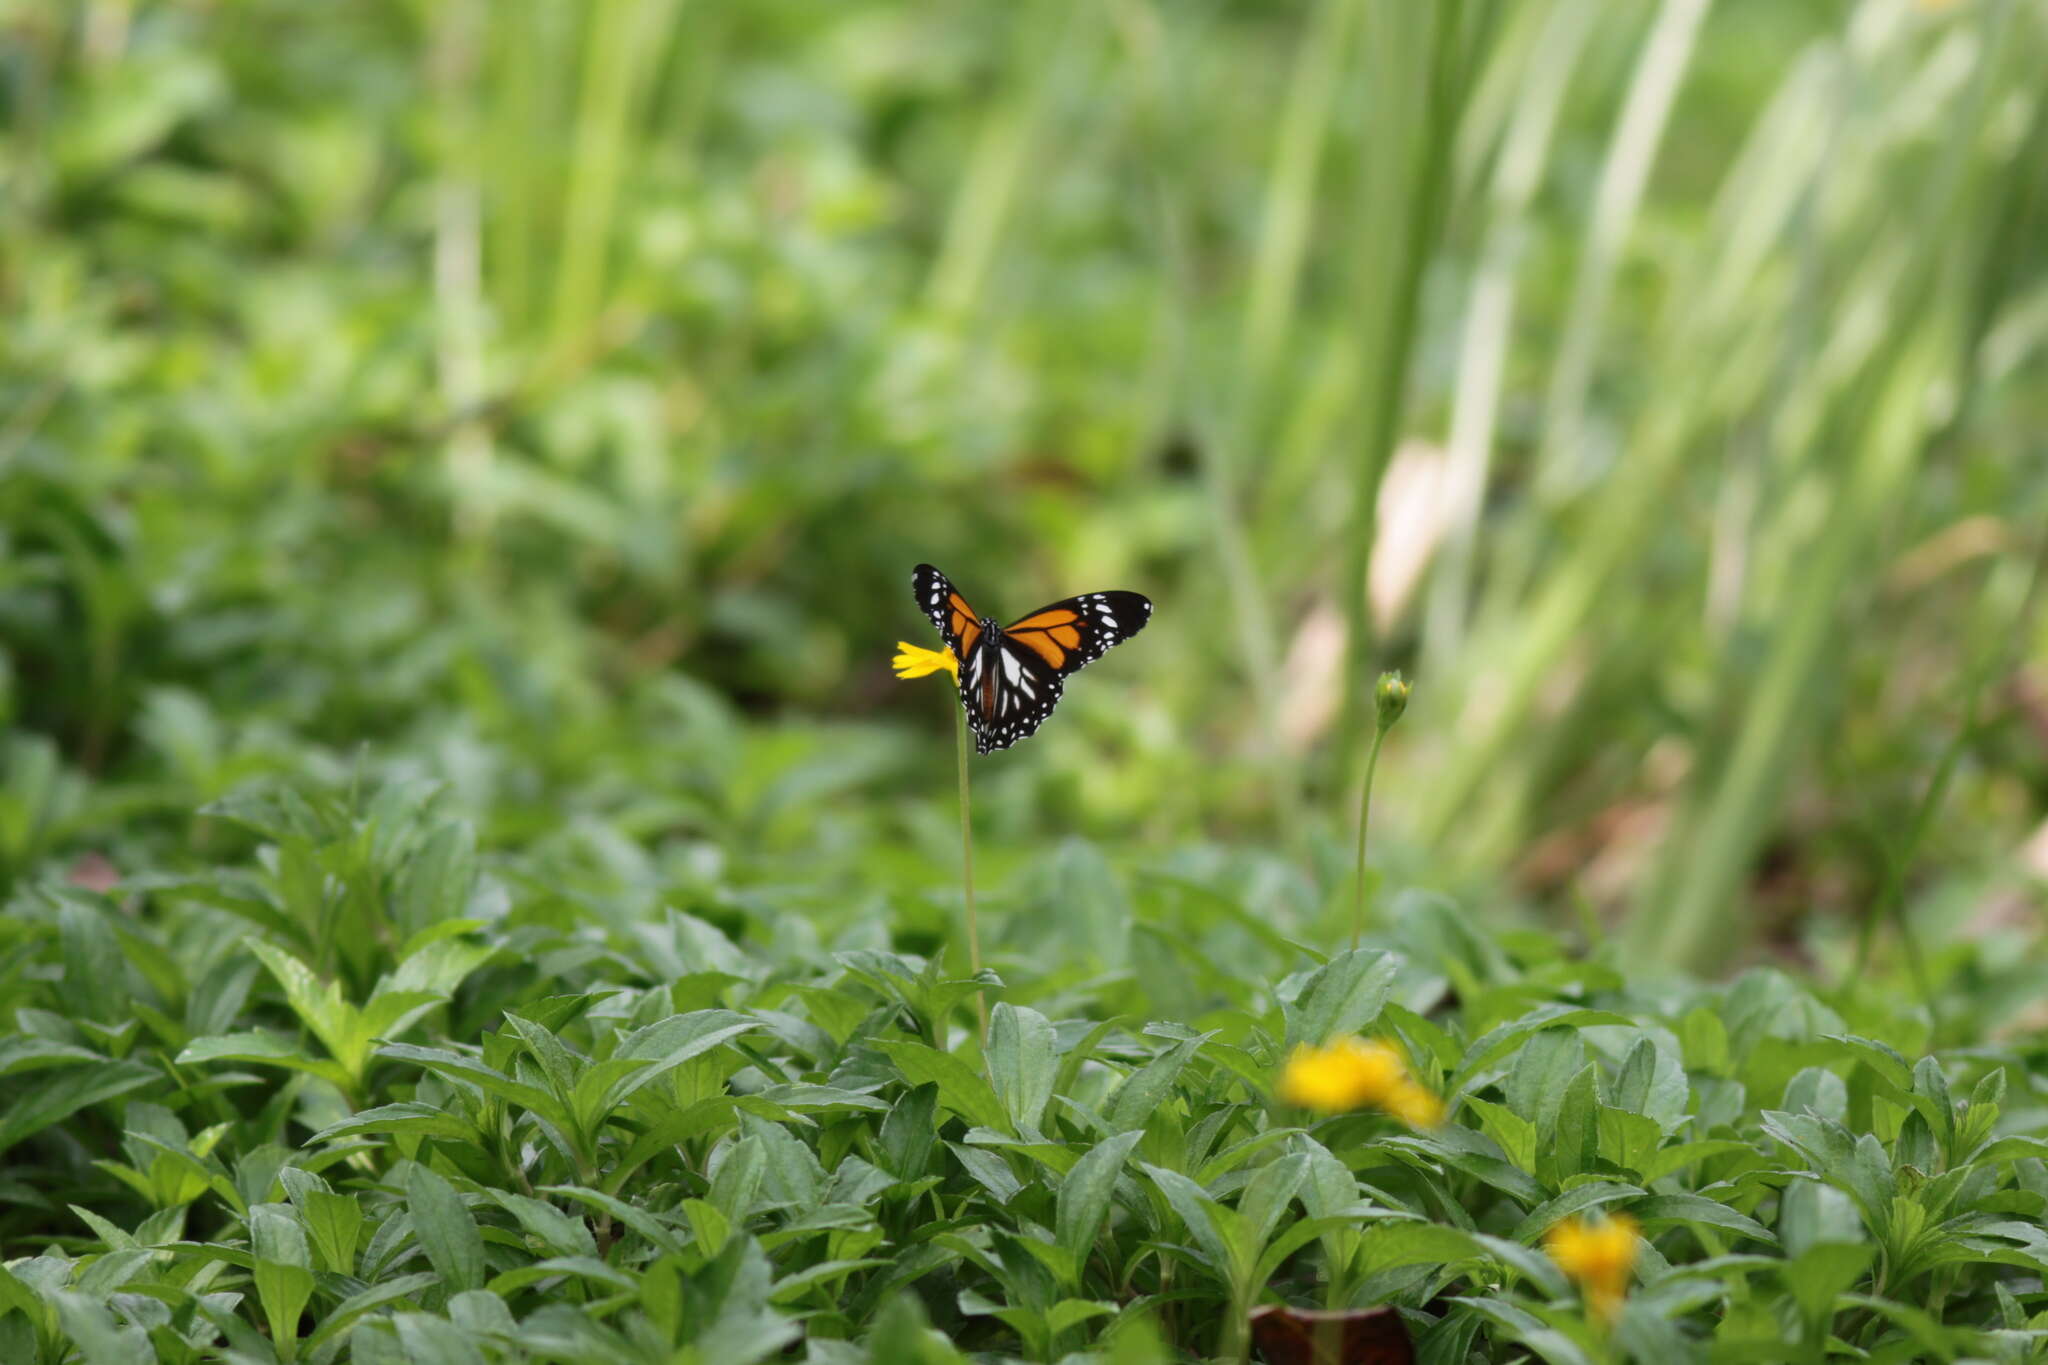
[913,563,1152,753]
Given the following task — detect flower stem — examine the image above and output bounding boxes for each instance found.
[1351,724,1386,951]
[956,703,987,1041]
[1353,671,1409,950]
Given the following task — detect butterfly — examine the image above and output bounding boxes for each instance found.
[912,563,1152,753]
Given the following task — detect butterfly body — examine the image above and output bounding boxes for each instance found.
[913,564,1151,753]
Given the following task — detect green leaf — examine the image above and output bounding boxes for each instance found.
[0,1059,158,1156]
[1382,1127,1547,1207]
[1911,1055,1956,1157]
[1456,1006,1636,1083]
[393,1313,490,1365]
[0,1035,104,1077]
[177,1031,353,1091]
[302,1273,440,1353]
[608,1010,762,1106]
[1105,1032,1212,1135]
[393,820,478,934]
[1819,1034,1915,1093]
[306,1102,483,1146]
[740,1111,826,1208]
[1358,1219,1487,1275]
[1045,1297,1116,1336]
[49,1293,150,1365]
[710,1136,768,1222]
[1139,1164,1235,1278]
[542,1183,685,1256]
[1633,1193,1776,1246]
[247,939,357,1068]
[1237,1152,1309,1250]
[1778,1242,1873,1334]
[1444,1295,1596,1365]
[948,1142,1024,1204]
[770,1258,893,1303]
[407,1164,485,1294]
[249,1203,315,1361]
[355,989,448,1051]
[1463,1096,1537,1173]
[1282,948,1400,1050]
[1509,1181,1643,1244]
[863,1289,967,1364]
[1505,1027,1584,1130]
[488,1190,598,1259]
[1596,1107,1664,1178]
[376,1043,572,1133]
[874,1040,1012,1133]
[281,1168,364,1276]
[985,1003,1058,1132]
[1760,1110,1896,1235]
[1637,1139,1752,1185]
[1548,1064,1600,1182]
[1055,1130,1144,1279]
[1841,1292,1961,1362]
[879,1083,940,1181]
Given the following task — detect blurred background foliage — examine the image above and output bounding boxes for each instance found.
[2,0,2046,984]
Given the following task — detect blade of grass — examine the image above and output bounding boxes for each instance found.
[1628,0,2026,971]
[545,0,686,380]
[1532,0,1711,498]
[1336,0,1472,781]
[1424,0,1601,672]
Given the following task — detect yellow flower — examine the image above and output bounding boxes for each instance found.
[1277,1037,1429,1120]
[893,641,959,681]
[1382,1079,1445,1130]
[1544,1213,1640,1321]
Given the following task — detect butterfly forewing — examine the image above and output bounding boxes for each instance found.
[912,563,983,664]
[1002,591,1152,675]
[910,566,1152,753]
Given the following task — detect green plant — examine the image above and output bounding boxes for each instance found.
[3,777,2046,1361]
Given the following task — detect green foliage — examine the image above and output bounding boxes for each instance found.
[3,0,2046,973]
[0,782,2045,1361]
[5,0,2048,1360]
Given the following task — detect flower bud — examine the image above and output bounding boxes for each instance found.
[1374,671,1410,732]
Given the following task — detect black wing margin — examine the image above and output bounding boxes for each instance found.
[912,563,982,663]
[1000,590,1152,678]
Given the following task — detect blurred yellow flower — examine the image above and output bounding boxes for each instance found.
[1544,1213,1639,1321]
[1275,1036,1440,1128]
[1383,1079,1445,1130]
[893,641,959,681]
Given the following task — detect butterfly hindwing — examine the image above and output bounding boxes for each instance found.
[912,566,1151,754]
[961,631,1067,753]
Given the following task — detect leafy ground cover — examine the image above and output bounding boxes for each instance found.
[7,1,2048,1361]
[5,780,2048,1363]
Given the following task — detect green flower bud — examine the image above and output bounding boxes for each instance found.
[1374,671,1410,732]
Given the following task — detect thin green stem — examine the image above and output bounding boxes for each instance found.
[1339,0,1465,783]
[956,703,986,1042]
[1352,725,1388,951]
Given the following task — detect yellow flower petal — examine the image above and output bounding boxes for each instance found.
[1276,1037,1406,1114]
[893,641,959,681]
[1544,1213,1640,1321]
[1383,1079,1445,1130]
